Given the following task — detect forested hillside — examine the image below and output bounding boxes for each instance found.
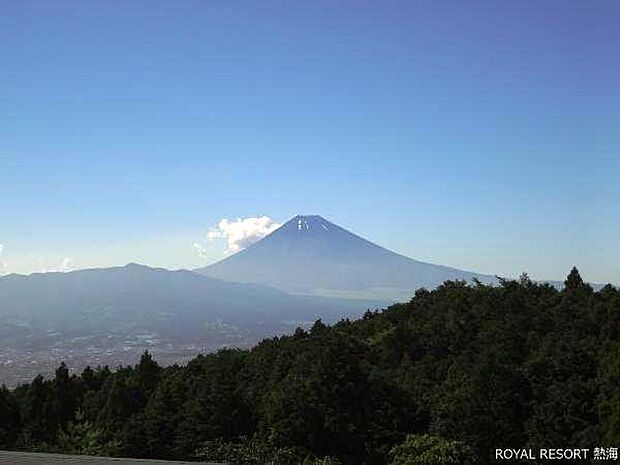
[1,268,618,464]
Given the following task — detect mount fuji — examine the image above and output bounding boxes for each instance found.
[197,215,496,301]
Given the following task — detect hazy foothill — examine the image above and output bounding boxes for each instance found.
[0,215,492,386]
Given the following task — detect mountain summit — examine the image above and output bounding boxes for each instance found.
[197,215,495,301]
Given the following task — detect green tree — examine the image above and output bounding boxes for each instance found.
[564,266,584,291]
[54,409,120,456]
[0,385,20,448]
[389,434,476,465]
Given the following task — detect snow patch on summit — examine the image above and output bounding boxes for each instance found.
[296,216,310,231]
[290,215,333,233]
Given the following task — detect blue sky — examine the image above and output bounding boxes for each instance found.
[1,1,619,283]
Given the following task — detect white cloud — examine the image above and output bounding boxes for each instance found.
[207,216,281,254]
[193,242,208,259]
[59,257,73,272]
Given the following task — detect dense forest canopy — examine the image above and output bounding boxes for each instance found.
[1,268,618,464]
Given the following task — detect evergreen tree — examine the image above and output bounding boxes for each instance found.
[389,434,476,465]
[0,385,20,448]
[564,266,584,291]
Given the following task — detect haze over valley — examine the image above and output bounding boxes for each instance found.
[2,214,491,386]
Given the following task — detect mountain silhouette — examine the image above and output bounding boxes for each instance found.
[197,215,496,300]
[0,263,382,347]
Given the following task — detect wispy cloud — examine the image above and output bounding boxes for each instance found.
[59,257,73,272]
[0,246,76,275]
[193,242,208,259]
[207,216,281,254]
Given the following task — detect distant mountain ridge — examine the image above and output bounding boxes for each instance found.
[0,263,387,385]
[0,263,382,348]
[197,215,496,301]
